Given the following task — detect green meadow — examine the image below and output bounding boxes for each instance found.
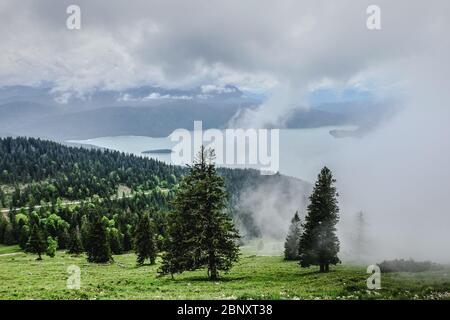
[1,247,450,300]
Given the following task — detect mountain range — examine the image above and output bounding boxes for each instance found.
[0,85,390,140]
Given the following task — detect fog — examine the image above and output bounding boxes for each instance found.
[238,177,310,240]
[334,51,450,264]
[238,37,450,263]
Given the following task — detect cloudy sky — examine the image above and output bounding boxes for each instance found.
[0,1,448,105]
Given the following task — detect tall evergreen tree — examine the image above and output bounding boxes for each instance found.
[353,211,368,262]
[299,167,340,272]
[86,214,112,263]
[80,215,90,250]
[27,224,47,260]
[135,212,157,265]
[67,225,84,255]
[284,211,302,260]
[0,187,6,207]
[108,227,124,255]
[159,147,240,280]
[122,224,133,252]
[0,215,7,243]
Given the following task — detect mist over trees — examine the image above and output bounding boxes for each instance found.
[352,211,368,262]
[284,211,302,261]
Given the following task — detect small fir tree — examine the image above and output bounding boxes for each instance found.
[135,212,157,266]
[284,211,302,260]
[67,225,84,255]
[86,215,112,263]
[27,224,47,260]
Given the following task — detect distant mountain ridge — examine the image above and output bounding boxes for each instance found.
[0,85,389,140]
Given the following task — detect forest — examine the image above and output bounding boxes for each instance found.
[0,137,300,262]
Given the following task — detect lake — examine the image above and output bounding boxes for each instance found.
[69,126,355,182]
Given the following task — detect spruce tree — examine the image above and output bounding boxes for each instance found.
[27,224,47,260]
[86,214,112,263]
[353,211,368,262]
[135,212,157,265]
[122,224,133,252]
[284,211,302,260]
[80,215,90,250]
[159,147,240,280]
[67,225,84,255]
[299,167,340,272]
[0,215,7,243]
[0,187,6,207]
[109,227,124,255]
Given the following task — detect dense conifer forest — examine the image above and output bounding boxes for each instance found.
[0,137,302,257]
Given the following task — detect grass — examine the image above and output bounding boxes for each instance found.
[0,244,21,255]
[1,250,450,300]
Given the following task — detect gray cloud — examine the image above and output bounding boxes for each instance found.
[1,1,448,98]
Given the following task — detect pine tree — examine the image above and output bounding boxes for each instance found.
[3,222,15,245]
[135,212,157,266]
[27,224,47,260]
[0,187,6,207]
[122,224,133,252]
[0,215,7,243]
[284,211,302,260]
[353,211,368,262]
[159,147,240,280]
[67,225,84,255]
[80,215,90,250]
[109,227,124,255]
[86,214,112,263]
[299,167,340,272]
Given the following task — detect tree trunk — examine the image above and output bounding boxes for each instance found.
[209,260,218,280]
[37,252,42,260]
[209,262,218,280]
[208,249,218,280]
[319,264,325,272]
[325,263,329,272]
[209,268,218,280]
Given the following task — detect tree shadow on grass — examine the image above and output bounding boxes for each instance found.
[295,269,337,277]
[166,275,251,283]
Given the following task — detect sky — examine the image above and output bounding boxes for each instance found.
[1,0,450,262]
[1,0,448,113]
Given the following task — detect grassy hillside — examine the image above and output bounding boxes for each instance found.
[1,249,449,300]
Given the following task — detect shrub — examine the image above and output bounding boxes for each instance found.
[378,259,443,273]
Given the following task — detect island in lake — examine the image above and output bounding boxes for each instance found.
[329,127,364,138]
[142,149,174,154]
